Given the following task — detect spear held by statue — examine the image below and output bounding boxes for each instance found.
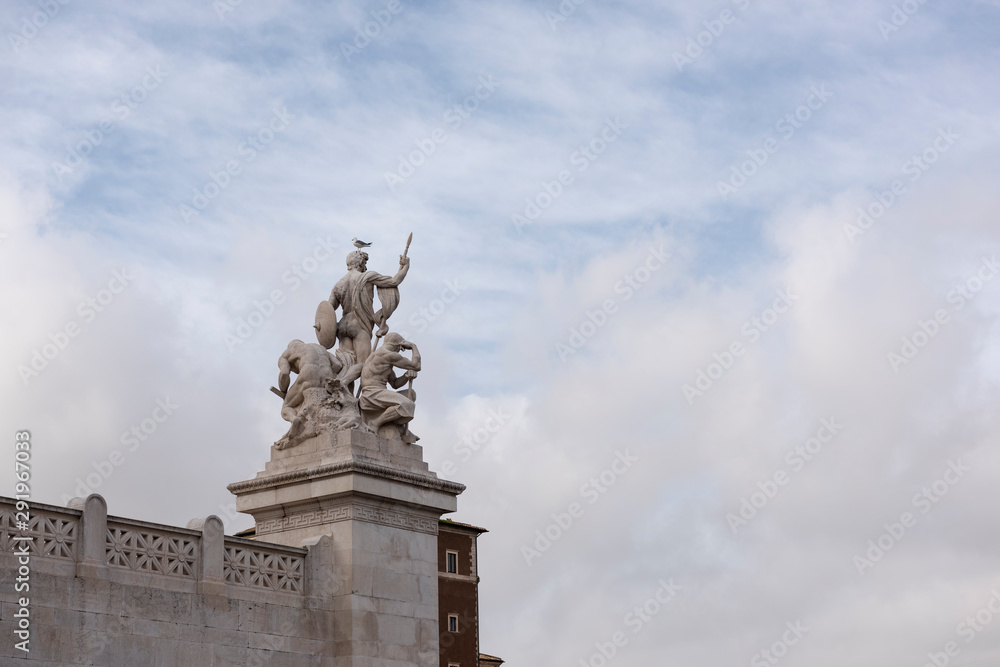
[371,232,412,354]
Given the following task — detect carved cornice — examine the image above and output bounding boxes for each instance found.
[227,458,466,496]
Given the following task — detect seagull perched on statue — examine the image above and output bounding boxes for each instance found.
[352,237,372,248]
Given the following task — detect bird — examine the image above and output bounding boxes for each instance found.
[352,237,372,248]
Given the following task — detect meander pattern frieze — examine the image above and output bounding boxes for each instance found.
[0,507,77,560]
[105,524,198,578]
[255,502,438,536]
[223,544,303,593]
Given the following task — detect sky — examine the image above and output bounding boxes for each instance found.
[3,0,1000,664]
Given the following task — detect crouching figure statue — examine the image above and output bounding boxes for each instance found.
[358,332,420,443]
[273,339,365,450]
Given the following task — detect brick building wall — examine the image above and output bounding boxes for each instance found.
[438,520,485,667]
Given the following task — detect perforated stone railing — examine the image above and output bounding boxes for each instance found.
[106,518,199,579]
[223,536,305,593]
[0,503,79,560]
[0,495,307,597]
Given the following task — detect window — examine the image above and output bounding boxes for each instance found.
[448,663,460,667]
[448,614,459,633]
[446,550,458,574]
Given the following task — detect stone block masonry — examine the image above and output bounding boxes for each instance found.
[229,429,466,666]
[0,494,334,665]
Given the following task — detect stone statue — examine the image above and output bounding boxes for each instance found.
[317,248,410,367]
[359,332,420,443]
[273,235,423,449]
[273,339,366,450]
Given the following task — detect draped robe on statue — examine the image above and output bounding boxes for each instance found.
[328,267,406,350]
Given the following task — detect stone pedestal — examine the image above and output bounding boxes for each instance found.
[227,429,465,667]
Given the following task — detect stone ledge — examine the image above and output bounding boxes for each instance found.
[227,459,466,497]
[224,532,308,555]
[267,429,431,475]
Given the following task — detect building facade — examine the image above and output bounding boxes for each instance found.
[438,519,485,667]
[0,430,504,665]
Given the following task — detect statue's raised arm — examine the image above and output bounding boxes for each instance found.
[369,254,410,288]
[319,237,412,366]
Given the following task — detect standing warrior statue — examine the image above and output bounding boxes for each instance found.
[315,236,411,367]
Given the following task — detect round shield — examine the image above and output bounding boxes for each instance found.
[314,300,338,349]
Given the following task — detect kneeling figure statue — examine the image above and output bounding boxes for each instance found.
[359,332,420,443]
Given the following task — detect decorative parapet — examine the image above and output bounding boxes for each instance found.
[223,534,306,593]
[0,495,308,598]
[0,501,79,561]
[106,516,200,579]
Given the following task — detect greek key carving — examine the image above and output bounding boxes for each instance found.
[255,502,437,536]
